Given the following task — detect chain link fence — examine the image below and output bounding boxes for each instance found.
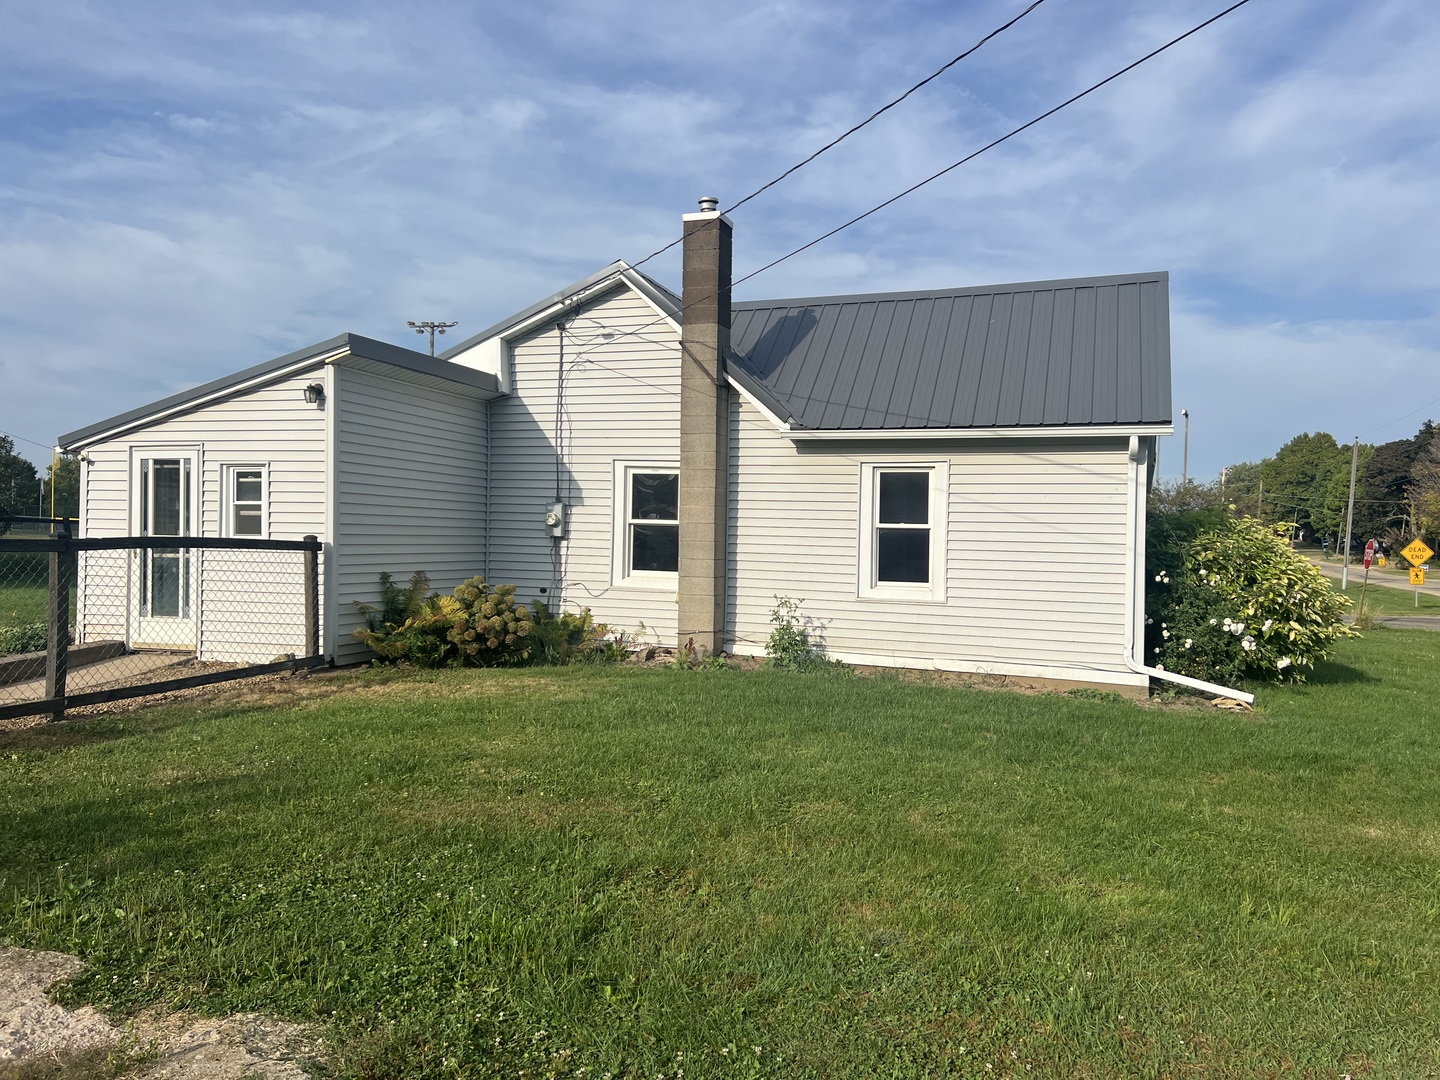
[1,531,323,721]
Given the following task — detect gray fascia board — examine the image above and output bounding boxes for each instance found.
[58,332,498,450]
[734,271,1169,311]
[58,333,354,449]
[342,334,500,396]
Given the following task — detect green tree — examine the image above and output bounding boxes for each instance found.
[1407,438,1440,548]
[0,435,42,534]
[1354,421,1436,544]
[1260,432,1349,541]
[1219,460,1265,513]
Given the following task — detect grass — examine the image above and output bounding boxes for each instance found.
[1336,579,1440,616]
[2,634,1439,1077]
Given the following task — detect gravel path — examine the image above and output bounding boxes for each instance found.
[0,947,323,1078]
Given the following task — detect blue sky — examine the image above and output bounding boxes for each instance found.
[2,0,1437,480]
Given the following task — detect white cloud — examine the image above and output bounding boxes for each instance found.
[0,0,1436,477]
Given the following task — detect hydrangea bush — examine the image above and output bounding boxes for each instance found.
[1147,516,1355,684]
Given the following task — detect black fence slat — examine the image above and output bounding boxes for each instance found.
[1,537,323,554]
[0,656,328,721]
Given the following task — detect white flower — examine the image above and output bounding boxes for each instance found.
[1155,662,1165,671]
[1199,568,1207,576]
[1242,636,1256,652]
[1184,638,1193,649]
[1146,616,1153,625]
[1154,647,1161,654]
[1209,618,1218,626]
[1277,657,1292,670]
[1262,619,1273,633]
[1162,630,1170,639]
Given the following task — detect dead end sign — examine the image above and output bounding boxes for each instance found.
[1401,539,1435,567]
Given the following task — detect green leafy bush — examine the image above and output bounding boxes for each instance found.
[1150,516,1355,684]
[0,621,47,656]
[356,576,612,668]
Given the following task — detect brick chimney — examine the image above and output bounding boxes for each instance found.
[677,196,731,656]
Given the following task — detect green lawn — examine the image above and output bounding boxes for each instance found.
[3,634,1440,1078]
[1336,578,1440,616]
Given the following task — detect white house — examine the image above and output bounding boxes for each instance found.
[58,199,1175,693]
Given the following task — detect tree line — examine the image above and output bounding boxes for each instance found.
[0,436,79,532]
[1154,420,1438,552]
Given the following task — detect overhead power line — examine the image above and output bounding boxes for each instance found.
[626,0,1051,272]
[1357,394,1440,440]
[555,0,1259,366]
[734,0,1256,288]
[0,428,54,454]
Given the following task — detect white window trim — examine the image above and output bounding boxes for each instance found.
[611,460,680,591]
[857,461,949,603]
[129,447,200,537]
[222,464,269,539]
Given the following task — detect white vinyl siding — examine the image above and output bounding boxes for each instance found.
[73,368,328,662]
[331,364,488,664]
[727,396,1144,687]
[486,284,682,642]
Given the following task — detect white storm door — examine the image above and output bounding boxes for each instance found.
[131,453,198,648]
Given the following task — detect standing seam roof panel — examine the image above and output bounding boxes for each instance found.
[1091,284,1119,424]
[949,294,995,428]
[1018,290,1054,426]
[995,291,1035,426]
[727,271,1170,431]
[972,291,1016,428]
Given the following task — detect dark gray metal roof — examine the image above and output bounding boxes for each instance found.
[59,333,499,449]
[728,271,1171,431]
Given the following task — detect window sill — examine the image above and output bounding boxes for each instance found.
[614,572,679,592]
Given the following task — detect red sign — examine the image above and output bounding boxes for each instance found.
[1364,539,1376,569]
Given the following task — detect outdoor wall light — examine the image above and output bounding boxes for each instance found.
[304,382,325,405]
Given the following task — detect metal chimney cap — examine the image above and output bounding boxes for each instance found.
[697,195,719,213]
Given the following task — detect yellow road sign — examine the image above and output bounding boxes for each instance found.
[1413,567,1427,586]
[1401,538,1435,567]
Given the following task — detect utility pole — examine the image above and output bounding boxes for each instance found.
[406,320,459,356]
[1341,436,1359,590]
[1181,409,1190,485]
[1220,465,1228,496]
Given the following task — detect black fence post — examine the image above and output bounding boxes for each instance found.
[45,523,73,721]
[303,535,320,658]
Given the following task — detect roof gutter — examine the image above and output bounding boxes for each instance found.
[1123,435,1255,704]
[785,423,1174,441]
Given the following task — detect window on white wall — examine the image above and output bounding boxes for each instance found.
[858,462,948,602]
[224,466,267,538]
[612,463,679,587]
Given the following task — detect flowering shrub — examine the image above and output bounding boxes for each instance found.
[356,572,621,669]
[1149,516,1355,684]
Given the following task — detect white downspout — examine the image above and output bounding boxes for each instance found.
[1123,436,1255,704]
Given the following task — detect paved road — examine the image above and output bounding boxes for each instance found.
[1310,556,1440,598]
[1368,616,1440,630]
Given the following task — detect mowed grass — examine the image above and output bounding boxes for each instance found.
[1337,578,1440,616]
[3,634,1440,1078]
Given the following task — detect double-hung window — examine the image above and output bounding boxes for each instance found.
[613,463,679,587]
[858,462,948,601]
[223,465,267,538]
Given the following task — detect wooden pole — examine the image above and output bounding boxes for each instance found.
[44,524,72,721]
[303,536,320,658]
[1341,436,1359,590]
